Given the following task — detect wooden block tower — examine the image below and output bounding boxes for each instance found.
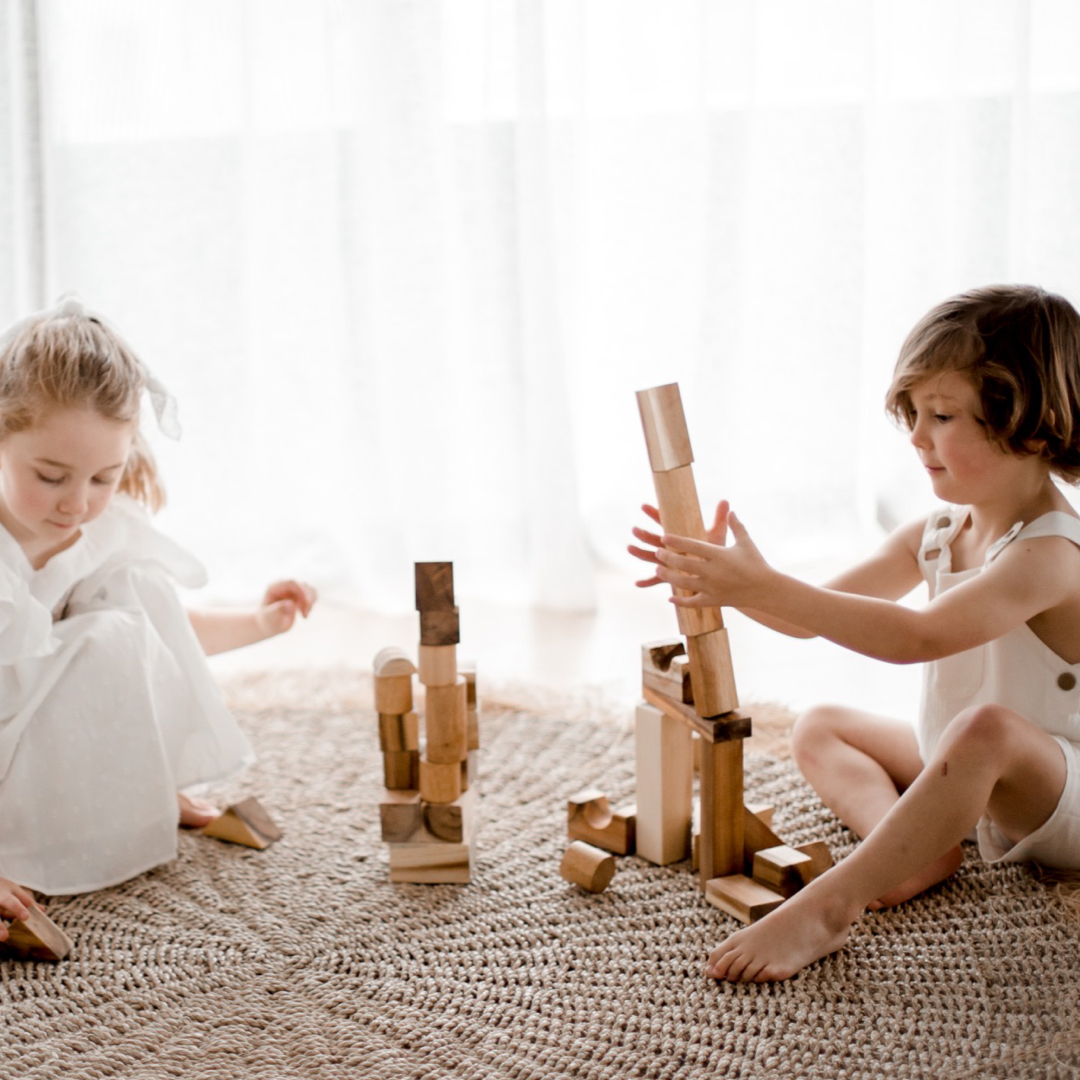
[633,383,832,922]
[374,562,481,884]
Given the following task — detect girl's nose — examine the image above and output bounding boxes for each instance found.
[57,486,89,515]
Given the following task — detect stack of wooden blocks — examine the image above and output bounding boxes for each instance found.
[561,384,833,922]
[376,562,481,884]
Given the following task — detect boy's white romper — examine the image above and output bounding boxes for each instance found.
[0,495,254,894]
[919,507,1080,869]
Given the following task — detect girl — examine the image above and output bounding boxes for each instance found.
[0,297,315,938]
[630,284,1080,982]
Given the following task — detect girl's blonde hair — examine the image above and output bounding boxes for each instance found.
[0,303,165,510]
[885,285,1080,483]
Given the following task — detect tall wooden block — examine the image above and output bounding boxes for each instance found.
[419,759,462,804]
[698,738,744,887]
[373,646,417,678]
[636,383,694,472]
[424,677,467,764]
[560,841,616,894]
[375,673,414,714]
[705,874,785,924]
[379,711,419,752]
[634,702,693,865]
[420,607,460,646]
[418,644,458,688]
[415,562,455,611]
[685,627,739,718]
[383,750,420,790]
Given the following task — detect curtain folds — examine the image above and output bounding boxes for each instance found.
[2,1,1079,610]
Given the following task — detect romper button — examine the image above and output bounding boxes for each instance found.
[936,516,951,528]
[1058,673,1077,691]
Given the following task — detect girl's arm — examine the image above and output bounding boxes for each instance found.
[654,512,1075,663]
[630,501,925,640]
[188,580,317,656]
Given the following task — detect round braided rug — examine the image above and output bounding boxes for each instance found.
[2,679,1080,1080]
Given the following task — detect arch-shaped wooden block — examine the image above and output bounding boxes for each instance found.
[373,646,417,678]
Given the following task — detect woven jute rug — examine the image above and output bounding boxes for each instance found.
[3,669,1080,1080]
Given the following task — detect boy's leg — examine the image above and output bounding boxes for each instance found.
[708,703,1068,983]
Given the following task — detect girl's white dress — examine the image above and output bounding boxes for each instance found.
[0,495,254,895]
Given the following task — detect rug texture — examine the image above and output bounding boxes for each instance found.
[2,669,1080,1080]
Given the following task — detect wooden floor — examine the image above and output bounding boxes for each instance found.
[208,565,922,721]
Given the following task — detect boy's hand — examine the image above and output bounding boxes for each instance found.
[254,580,318,638]
[0,877,43,940]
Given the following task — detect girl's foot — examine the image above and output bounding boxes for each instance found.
[177,793,220,829]
[867,845,963,910]
[705,884,860,983]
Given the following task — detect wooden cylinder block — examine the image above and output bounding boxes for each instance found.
[559,841,616,894]
[424,677,467,763]
[378,711,420,752]
[685,627,739,717]
[418,644,457,687]
[375,673,414,714]
[419,758,462,804]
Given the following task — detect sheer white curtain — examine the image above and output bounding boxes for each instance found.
[3,0,1080,611]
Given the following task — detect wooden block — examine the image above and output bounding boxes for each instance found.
[705,875,785,924]
[747,802,774,830]
[424,676,467,763]
[420,606,460,646]
[415,562,455,611]
[459,660,478,706]
[383,749,420,790]
[796,841,833,882]
[559,841,616,894]
[698,738,743,887]
[752,845,814,898]
[419,758,462,804]
[389,838,474,884]
[685,627,739,717]
[379,789,424,842]
[424,787,477,843]
[418,644,458,687]
[634,702,693,865]
[636,382,694,472]
[641,638,686,674]
[743,803,785,862]
[566,789,636,855]
[378,711,419,752]
[466,706,481,751]
[641,683,752,742]
[372,646,417,677]
[0,907,73,961]
[200,797,283,850]
[642,668,693,705]
[374,673,414,714]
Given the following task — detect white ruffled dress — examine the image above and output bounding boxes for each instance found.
[0,495,254,895]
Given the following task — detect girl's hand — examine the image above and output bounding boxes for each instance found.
[0,877,42,940]
[255,580,318,638]
[628,500,733,588]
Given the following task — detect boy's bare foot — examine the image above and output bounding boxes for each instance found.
[705,884,860,983]
[177,793,221,829]
[867,845,963,910]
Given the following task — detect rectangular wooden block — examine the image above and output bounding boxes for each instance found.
[752,844,814,898]
[379,711,419,752]
[705,874,786,924]
[375,673,414,714]
[459,660,478,706]
[566,790,636,856]
[388,839,475,884]
[693,802,775,872]
[698,737,743,886]
[637,382,694,472]
[0,907,73,961]
[796,841,833,882]
[634,701,693,865]
[379,789,424,842]
[383,750,420,790]
[418,644,458,687]
[641,683,752,742]
[424,677,467,763]
[420,606,460,646]
[415,562,455,611]
[685,627,739,718]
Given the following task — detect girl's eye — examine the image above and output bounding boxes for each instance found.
[36,472,63,485]
[934,414,952,423]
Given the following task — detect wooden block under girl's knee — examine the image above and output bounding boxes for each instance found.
[0,906,73,961]
[200,797,283,849]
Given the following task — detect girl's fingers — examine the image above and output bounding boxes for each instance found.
[642,504,661,525]
[631,525,663,548]
[628,543,660,565]
[661,533,714,558]
[635,575,662,588]
[670,593,711,609]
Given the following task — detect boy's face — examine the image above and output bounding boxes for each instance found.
[0,406,133,565]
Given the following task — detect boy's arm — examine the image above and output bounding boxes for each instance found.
[656,514,1074,663]
[188,580,316,657]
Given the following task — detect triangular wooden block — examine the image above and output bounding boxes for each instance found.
[200,797,283,849]
[1,906,73,961]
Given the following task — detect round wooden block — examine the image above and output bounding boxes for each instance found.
[559,841,616,894]
[418,644,458,687]
[419,758,462,804]
[424,677,467,763]
[373,646,417,678]
[375,673,414,714]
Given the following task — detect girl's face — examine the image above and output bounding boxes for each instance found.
[907,369,1032,506]
[0,406,134,565]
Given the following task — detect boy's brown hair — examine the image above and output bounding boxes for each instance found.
[886,285,1080,483]
[0,306,165,510]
